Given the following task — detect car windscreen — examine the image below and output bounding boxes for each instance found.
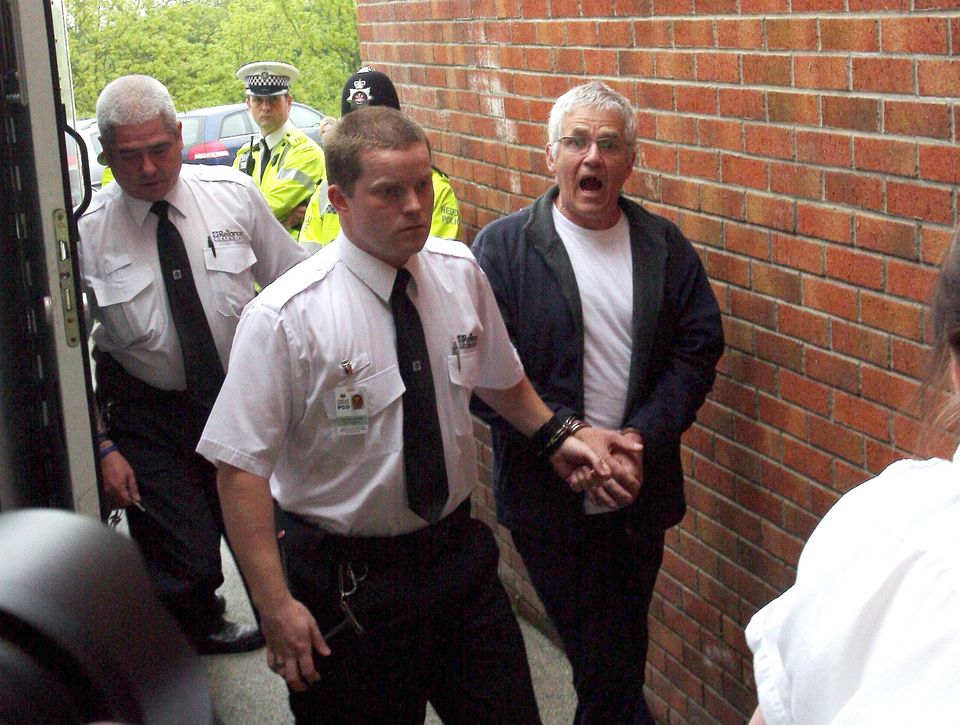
[290,104,324,130]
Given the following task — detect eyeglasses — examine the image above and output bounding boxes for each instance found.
[556,135,630,157]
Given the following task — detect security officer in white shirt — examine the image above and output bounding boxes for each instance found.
[198,106,640,722]
[80,75,308,655]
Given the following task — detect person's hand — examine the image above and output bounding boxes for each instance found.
[100,448,140,509]
[610,427,644,492]
[548,434,611,484]
[567,463,633,509]
[575,428,642,497]
[261,595,329,692]
[282,203,307,229]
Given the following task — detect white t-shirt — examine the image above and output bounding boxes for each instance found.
[746,448,960,724]
[197,235,524,536]
[78,164,307,390]
[553,206,633,514]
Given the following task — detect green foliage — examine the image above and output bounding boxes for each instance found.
[66,0,360,119]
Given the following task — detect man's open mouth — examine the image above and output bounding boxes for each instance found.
[580,176,603,192]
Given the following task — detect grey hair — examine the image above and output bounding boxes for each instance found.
[96,75,178,145]
[547,81,638,147]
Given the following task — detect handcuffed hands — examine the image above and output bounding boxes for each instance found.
[564,427,644,509]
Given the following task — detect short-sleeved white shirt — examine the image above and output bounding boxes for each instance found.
[197,234,524,535]
[78,164,308,390]
[746,448,960,724]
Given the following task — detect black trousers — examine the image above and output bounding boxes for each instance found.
[282,502,541,725]
[512,517,665,725]
[97,353,225,637]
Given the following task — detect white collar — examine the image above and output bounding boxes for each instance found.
[122,172,190,229]
[263,121,295,150]
[336,234,423,304]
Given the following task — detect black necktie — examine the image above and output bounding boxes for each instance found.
[390,268,449,523]
[151,200,224,408]
[259,139,271,183]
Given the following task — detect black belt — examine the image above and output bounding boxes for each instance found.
[281,498,471,566]
[95,348,197,407]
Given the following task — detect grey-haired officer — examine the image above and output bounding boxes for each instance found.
[233,61,325,240]
[82,74,308,654]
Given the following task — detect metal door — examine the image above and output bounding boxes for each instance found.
[0,0,100,517]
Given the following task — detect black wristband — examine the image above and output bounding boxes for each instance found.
[532,413,585,457]
[532,413,565,453]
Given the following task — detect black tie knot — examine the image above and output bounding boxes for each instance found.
[151,200,170,220]
[391,268,412,300]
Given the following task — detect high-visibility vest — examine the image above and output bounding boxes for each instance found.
[234,128,325,240]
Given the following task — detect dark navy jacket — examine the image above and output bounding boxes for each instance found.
[471,188,724,539]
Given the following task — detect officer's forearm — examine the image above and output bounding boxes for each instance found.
[474,376,552,438]
[217,463,291,614]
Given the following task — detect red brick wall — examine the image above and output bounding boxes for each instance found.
[357,2,960,723]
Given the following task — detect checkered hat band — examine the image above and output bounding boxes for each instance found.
[246,74,289,89]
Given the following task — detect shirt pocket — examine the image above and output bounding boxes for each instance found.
[90,257,165,347]
[321,364,405,463]
[204,243,256,317]
[447,349,479,436]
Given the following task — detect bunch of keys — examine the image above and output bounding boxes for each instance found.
[322,561,367,642]
[106,501,146,530]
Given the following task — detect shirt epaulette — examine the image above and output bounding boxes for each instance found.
[83,190,110,217]
[191,164,254,186]
[423,236,471,260]
[282,129,310,147]
[432,166,450,180]
[254,250,337,314]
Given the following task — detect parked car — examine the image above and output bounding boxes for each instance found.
[65,117,108,206]
[68,118,107,188]
[178,101,328,166]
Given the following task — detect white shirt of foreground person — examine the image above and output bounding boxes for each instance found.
[197,233,524,535]
[79,163,308,390]
[746,447,960,725]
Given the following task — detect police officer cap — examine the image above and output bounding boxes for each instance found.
[341,66,401,116]
[237,61,299,97]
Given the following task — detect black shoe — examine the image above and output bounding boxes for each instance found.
[193,619,264,656]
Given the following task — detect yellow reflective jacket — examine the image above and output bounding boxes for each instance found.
[299,167,461,255]
[234,128,325,240]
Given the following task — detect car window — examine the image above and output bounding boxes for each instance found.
[180,117,203,147]
[85,130,103,157]
[290,104,324,129]
[220,111,250,139]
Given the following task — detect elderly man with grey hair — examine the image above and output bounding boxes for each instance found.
[472,81,724,723]
[79,74,307,654]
